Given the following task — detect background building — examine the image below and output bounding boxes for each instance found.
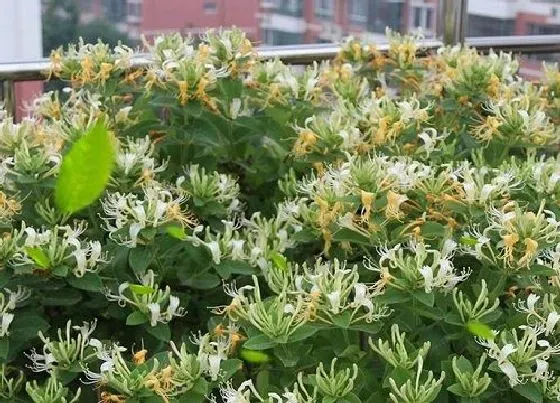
[1,0,43,120]
[63,1,560,46]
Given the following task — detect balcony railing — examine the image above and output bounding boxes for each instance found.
[2,0,560,117]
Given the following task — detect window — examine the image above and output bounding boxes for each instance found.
[262,28,303,45]
[127,2,142,17]
[277,0,303,16]
[411,5,435,33]
[348,0,367,24]
[314,0,334,19]
[467,15,514,36]
[103,0,127,22]
[203,1,218,14]
[368,1,404,34]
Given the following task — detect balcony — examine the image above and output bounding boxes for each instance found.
[2,0,560,118]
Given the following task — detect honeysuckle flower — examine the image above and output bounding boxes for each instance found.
[12,223,107,277]
[370,324,431,369]
[113,136,167,185]
[478,341,519,387]
[106,270,186,326]
[533,359,551,381]
[546,311,560,335]
[210,380,263,403]
[101,183,194,247]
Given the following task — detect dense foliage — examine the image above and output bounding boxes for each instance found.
[1,29,560,402]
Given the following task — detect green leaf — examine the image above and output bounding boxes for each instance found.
[270,252,288,271]
[256,370,270,397]
[24,247,50,269]
[215,260,257,278]
[55,119,116,214]
[0,339,9,362]
[220,359,242,380]
[273,343,310,367]
[411,289,435,307]
[453,356,474,373]
[51,265,69,277]
[129,284,155,295]
[176,378,208,402]
[128,247,153,276]
[331,311,352,328]
[41,288,82,306]
[460,236,478,247]
[183,272,220,290]
[349,321,384,334]
[384,367,413,388]
[165,225,187,240]
[288,325,318,343]
[420,221,446,239]
[513,382,543,403]
[145,323,171,341]
[466,320,495,340]
[339,393,361,403]
[126,311,149,326]
[244,334,276,350]
[448,383,469,398]
[67,273,103,292]
[240,348,271,364]
[529,264,557,277]
[333,228,371,245]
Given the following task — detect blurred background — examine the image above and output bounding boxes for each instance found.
[1,0,560,118]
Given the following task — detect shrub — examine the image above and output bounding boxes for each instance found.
[0,28,560,402]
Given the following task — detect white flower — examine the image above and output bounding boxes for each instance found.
[546,311,560,335]
[533,359,551,381]
[207,354,222,381]
[0,313,13,337]
[205,240,222,264]
[148,303,161,327]
[419,266,435,293]
[527,294,540,313]
[327,291,341,314]
[230,239,246,260]
[25,347,55,373]
[352,283,374,313]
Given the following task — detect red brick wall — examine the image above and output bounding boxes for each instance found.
[515,12,547,35]
[14,81,43,122]
[141,0,260,41]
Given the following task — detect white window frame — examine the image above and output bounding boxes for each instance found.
[410,4,435,34]
[314,0,334,18]
[348,0,367,24]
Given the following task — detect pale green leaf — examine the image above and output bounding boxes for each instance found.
[55,119,116,214]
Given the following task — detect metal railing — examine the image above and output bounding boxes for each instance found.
[2,0,560,117]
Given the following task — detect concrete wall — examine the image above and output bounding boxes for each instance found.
[0,0,43,121]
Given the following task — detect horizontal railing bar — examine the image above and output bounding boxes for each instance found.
[1,35,559,82]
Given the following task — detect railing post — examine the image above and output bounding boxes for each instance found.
[437,0,469,45]
[0,80,15,119]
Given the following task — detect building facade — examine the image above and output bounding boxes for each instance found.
[1,0,43,120]
[138,0,438,45]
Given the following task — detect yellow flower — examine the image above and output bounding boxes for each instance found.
[519,238,538,267]
[165,202,196,228]
[487,74,501,98]
[293,129,317,156]
[79,57,95,84]
[385,191,407,220]
[133,349,148,365]
[360,190,375,223]
[48,50,63,79]
[177,81,189,105]
[502,232,520,264]
[473,116,502,142]
[98,62,114,84]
